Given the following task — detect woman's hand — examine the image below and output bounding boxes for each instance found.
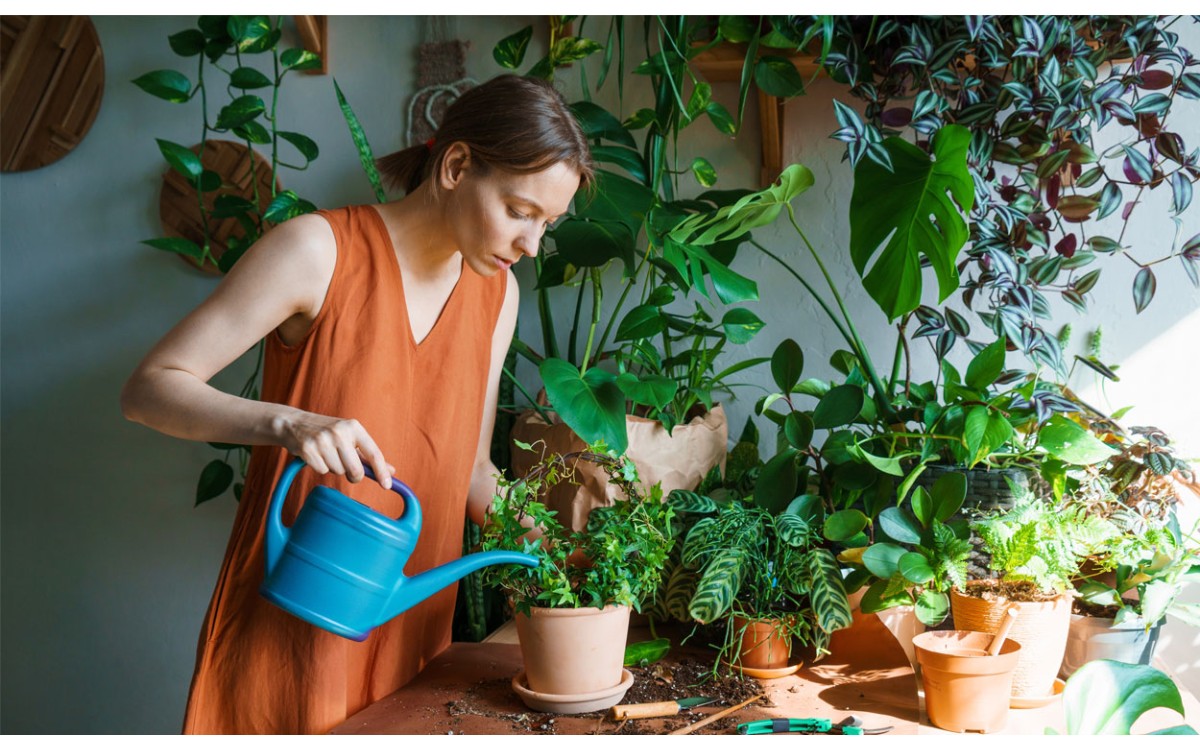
[276,412,394,490]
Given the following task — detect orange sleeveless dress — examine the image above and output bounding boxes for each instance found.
[182,205,508,734]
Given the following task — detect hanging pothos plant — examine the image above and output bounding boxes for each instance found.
[135,15,324,505]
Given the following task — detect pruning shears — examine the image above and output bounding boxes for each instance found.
[737,716,893,735]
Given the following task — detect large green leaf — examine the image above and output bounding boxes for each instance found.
[755,449,798,515]
[809,549,853,632]
[689,550,744,623]
[721,308,765,344]
[770,338,804,393]
[849,124,974,320]
[1063,660,1193,734]
[899,552,935,585]
[552,219,635,274]
[862,543,906,578]
[615,372,677,410]
[878,506,923,544]
[964,405,1014,467]
[539,358,628,453]
[915,589,949,626]
[664,566,700,621]
[824,509,868,542]
[812,384,864,428]
[493,26,533,69]
[155,139,201,180]
[334,79,387,203]
[965,338,1007,390]
[575,170,655,235]
[670,164,814,245]
[1038,415,1118,465]
[570,101,637,149]
[132,69,192,103]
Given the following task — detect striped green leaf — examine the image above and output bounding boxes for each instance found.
[666,489,717,515]
[808,548,853,632]
[689,550,744,624]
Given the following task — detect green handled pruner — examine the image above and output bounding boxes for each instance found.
[737,716,893,735]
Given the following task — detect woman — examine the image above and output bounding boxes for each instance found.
[121,74,593,734]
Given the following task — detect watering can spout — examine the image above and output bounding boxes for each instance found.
[385,551,539,622]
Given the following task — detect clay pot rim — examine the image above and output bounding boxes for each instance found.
[952,581,1071,607]
[519,603,631,619]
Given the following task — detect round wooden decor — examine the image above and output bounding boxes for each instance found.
[158,140,279,274]
[1,16,105,172]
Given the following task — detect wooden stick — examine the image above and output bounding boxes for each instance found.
[668,694,764,736]
[988,607,1020,656]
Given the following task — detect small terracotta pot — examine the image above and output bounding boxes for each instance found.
[914,630,1022,733]
[950,584,1071,701]
[732,616,791,669]
[514,604,631,698]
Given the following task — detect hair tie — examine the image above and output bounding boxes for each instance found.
[425,137,436,151]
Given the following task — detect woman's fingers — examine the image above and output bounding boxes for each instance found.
[285,413,391,489]
[354,428,392,490]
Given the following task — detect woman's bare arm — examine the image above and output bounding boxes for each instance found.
[120,214,393,488]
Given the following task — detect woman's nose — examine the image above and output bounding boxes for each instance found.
[517,229,540,258]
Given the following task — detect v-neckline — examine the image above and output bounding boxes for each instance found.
[365,204,465,349]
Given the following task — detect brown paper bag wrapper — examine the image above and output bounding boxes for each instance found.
[510,403,728,531]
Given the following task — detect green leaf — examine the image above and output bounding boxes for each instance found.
[196,459,234,506]
[667,490,717,514]
[551,36,602,65]
[862,543,906,578]
[689,550,744,623]
[615,372,677,410]
[233,120,271,145]
[280,47,322,70]
[776,514,812,546]
[277,131,319,163]
[615,304,665,341]
[591,145,647,183]
[910,486,934,528]
[824,509,869,542]
[964,406,1014,468]
[705,102,737,135]
[899,552,935,585]
[965,338,1007,390]
[540,359,628,454]
[770,338,804,393]
[812,384,864,428]
[1037,415,1119,465]
[754,55,805,97]
[783,411,814,451]
[133,69,192,103]
[493,26,533,69]
[1064,661,1190,734]
[624,638,670,667]
[929,471,966,522]
[576,170,655,236]
[155,139,201,180]
[915,590,949,626]
[721,308,764,344]
[691,157,718,187]
[755,450,798,515]
[168,29,207,57]
[571,101,637,149]
[229,66,271,89]
[878,507,923,544]
[334,80,388,204]
[860,576,913,613]
[671,164,814,245]
[552,219,635,273]
[849,124,974,320]
[215,95,265,129]
[141,237,204,260]
[809,549,853,632]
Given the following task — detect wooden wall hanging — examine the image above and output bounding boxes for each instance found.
[158,140,277,274]
[293,15,327,75]
[1,15,105,172]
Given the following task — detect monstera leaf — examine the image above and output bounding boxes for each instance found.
[849,124,974,320]
[1058,660,1195,735]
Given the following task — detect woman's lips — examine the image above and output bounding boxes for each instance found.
[494,255,514,270]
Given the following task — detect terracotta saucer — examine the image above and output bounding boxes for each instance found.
[511,668,635,714]
[1010,677,1066,709]
[722,661,803,679]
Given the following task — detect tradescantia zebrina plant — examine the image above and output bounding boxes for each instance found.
[788,14,1200,376]
[135,15,323,505]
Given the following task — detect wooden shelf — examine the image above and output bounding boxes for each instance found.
[690,42,822,186]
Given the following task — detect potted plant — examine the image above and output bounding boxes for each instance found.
[950,493,1114,704]
[493,21,772,529]
[478,441,675,713]
[1059,422,1200,676]
[651,466,853,675]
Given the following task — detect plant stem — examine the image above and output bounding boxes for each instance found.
[580,269,603,372]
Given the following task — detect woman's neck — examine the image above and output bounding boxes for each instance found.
[378,183,460,280]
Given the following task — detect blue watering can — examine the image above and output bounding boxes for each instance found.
[260,457,538,641]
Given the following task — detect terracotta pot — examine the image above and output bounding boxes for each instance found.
[914,630,1022,733]
[514,604,631,700]
[950,584,1071,701]
[511,402,728,531]
[1060,614,1163,679]
[732,616,791,669]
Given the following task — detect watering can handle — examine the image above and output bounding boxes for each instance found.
[264,457,421,577]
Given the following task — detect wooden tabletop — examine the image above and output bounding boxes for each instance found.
[331,610,1199,736]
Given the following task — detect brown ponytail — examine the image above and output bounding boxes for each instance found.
[376,74,595,195]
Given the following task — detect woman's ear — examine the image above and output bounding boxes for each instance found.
[438,142,472,191]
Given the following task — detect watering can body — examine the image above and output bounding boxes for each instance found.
[260,457,538,641]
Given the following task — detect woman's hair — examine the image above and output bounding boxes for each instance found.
[377,74,595,195]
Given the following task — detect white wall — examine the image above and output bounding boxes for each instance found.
[2,16,1197,733]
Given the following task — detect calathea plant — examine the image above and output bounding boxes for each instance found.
[134,15,322,504]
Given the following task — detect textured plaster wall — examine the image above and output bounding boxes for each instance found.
[1,16,1197,733]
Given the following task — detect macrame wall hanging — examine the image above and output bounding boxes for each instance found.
[405,17,476,146]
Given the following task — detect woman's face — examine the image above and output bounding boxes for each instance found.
[441,146,581,277]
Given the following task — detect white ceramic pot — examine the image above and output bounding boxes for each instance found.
[1060,614,1163,679]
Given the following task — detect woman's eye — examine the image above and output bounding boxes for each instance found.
[508,207,528,220]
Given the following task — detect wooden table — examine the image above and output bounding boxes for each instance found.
[331,610,1200,735]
